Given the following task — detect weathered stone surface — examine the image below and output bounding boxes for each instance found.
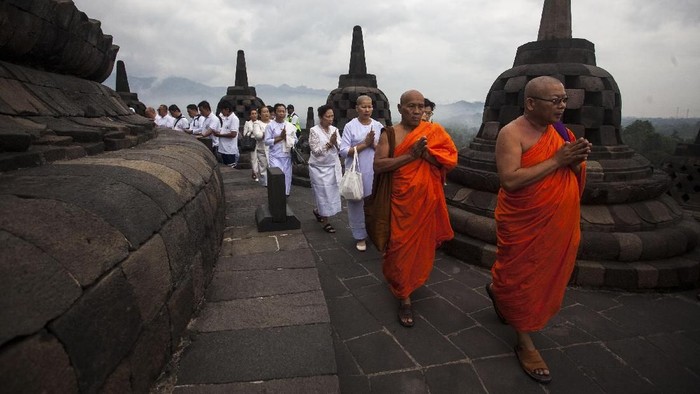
[207,267,322,301]
[0,194,129,286]
[49,269,142,394]
[168,275,195,349]
[173,376,340,394]
[0,331,78,393]
[193,290,329,332]
[160,214,197,285]
[130,308,171,393]
[0,230,81,346]
[0,173,167,248]
[176,325,336,384]
[122,235,172,323]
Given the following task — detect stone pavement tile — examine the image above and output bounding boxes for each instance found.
[386,319,465,366]
[220,234,304,257]
[469,309,557,351]
[562,343,654,393]
[683,329,700,346]
[317,248,369,279]
[353,283,401,325]
[338,375,370,394]
[176,324,336,384]
[173,376,340,394]
[333,333,361,376]
[600,297,676,337]
[434,256,491,289]
[644,296,700,330]
[410,285,437,302]
[540,320,597,347]
[425,267,451,285]
[327,296,383,340]
[343,274,380,290]
[207,268,321,301]
[357,258,384,279]
[317,260,350,298]
[216,248,317,271]
[413,296,476,335]
[427,279,491,314]
[449,326,512,359]
[191,290,329,332]
[539,349,604,394]
[557,304,633,341]
[645,332,700,377]
[605,337,700,394]
[369,370,429,393]
[472,356,545,394]
[345,331,415,374]
[565,287,622,311]
[424,363,486,394]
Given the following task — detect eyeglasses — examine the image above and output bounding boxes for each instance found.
[529,96,568,105]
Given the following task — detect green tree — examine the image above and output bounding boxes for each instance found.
[621,120,677,166]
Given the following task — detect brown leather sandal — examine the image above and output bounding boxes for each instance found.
[398,302,414,327]
[514,346,552,384]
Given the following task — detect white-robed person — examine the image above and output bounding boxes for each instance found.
[309,104,342,233]
[264,103,297,196]
[198,100,221,156]
[213,100,240,168]
[339,95,383,251]
[253,105,271,186]
[243,109,259,180]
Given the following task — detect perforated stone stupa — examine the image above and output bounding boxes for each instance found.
[663,127,700,220]
[444,0,700,290]
[216,49,265,132]
[326,26,392,132]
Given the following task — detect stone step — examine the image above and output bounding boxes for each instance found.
[33,135,74,146]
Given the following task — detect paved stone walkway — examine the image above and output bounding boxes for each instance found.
[163,167,700,393]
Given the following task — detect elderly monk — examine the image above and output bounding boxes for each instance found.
[486,76,591,384]
[374,89,458,328]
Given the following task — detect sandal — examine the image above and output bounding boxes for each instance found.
[398,302,414,327]
[514,346,552,384]
[485,283,507,324]
[313,209,323,222]
[322,223,336,233]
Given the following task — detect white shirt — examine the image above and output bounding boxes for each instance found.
[155,114,174,127]
[201,113,221,146]
[189,114,204,134]
[171,115,190,131]
[218,113,240,155]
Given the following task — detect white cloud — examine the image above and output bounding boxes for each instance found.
[74,0,700,117]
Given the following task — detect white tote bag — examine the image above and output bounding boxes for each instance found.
[340,155,364,201]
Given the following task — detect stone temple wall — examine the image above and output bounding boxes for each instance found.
[0,1,227,391]
[0,131,225,393]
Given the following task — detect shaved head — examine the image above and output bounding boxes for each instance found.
[400,89,424,105]
[524,76,563,99]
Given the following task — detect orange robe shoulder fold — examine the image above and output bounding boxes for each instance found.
[491,125,586,332]
[382,122,458,299]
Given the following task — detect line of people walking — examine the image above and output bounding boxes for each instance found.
[142,80,591,385]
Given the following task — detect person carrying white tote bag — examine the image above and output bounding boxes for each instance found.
[340,154,364,201]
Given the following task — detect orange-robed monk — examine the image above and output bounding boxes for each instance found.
[487,76,591,384]
[373,89,458,328]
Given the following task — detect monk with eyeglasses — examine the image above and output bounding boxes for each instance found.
[486,76,591,384]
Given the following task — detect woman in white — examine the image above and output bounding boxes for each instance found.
[243,109,259,180]
[252,105,272,186]
[309,104,342,233]
[264,103,297,196]
[339,95,383,251]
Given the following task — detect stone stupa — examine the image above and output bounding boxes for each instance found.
[326,26,392,132]
[444,0,700,290]
[115,60,146,116]
[662,127,700,220]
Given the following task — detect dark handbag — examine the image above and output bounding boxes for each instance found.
[239,135,257,151]
[291,145,306,165]
[364,126,395,252]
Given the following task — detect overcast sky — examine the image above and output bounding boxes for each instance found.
[73,0,699,118]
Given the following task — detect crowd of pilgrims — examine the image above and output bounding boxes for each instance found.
[143,96,436,252]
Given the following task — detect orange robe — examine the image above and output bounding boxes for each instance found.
[491,125,586,332]
[382,122,458,299]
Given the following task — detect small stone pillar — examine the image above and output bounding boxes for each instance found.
[255,167,301,231]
